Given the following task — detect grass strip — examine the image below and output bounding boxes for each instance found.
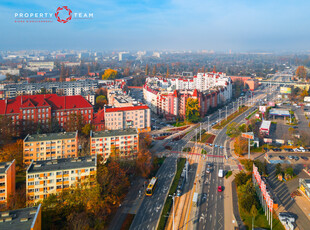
[213,106,249,129]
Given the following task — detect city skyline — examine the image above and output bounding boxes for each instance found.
[1,0,310,52]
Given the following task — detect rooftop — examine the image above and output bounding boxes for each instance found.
[0,205,41,230]
[24,131,77,142]
[0,160,14,174]
[27,156,96,174]
[269,108,290,116]
[91,128,138,138]
[105,105,149,113]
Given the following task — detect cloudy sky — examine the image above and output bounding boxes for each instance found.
[0,0,310,52]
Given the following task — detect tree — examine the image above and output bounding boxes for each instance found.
[234,136,248,156]
[81,124,94,136]
[0,140,23,171]
[296,66,307,80]
[185,98,200,123]
[145,64,149,75]
[152,65,156,76]
[166,65,169,78]
[96,95,108,109]
[135,150,153,178]
[226,122,241,137]
[102,69,118,80]
[66,113,84,132]
[60,63,65,82]
[235,171,251,187]
[251,204,258,229]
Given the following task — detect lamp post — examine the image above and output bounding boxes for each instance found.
[226,106,228,121]
[207,116,210,132]
[169,193,175,230]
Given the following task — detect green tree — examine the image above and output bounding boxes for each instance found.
[185,98,200,123]
[251,204,258,229]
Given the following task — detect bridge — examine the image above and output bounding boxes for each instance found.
[259,80,310,88]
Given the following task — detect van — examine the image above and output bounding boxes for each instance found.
[218,169,224,178]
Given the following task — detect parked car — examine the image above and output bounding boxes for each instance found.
[294,156,300,161]
[288,155,294,160]
[301,156,308,160]
[218,186,223,192]
[279,156,285,160]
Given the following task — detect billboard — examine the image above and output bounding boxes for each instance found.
[268,101,275,107]
[304,96,310,102]
[280,87,291,94]
[259,106,266,112]
[264,138,272,143]
[242,132,254,139]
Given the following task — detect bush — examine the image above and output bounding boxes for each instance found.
[225,171,232,178]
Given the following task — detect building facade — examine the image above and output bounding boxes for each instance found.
[143,72,232,120]
[0,205,41,230]
[90,129,139,162]
[26,156,96,204]
[0,94,93,132]
[0,160,15,208]
[23,132,78,165]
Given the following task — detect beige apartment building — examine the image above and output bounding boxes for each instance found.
[104,105,151,133]
[90,129,139,162]
[0,160,15,208]
[23,132,78,165]
[26,156,96,204]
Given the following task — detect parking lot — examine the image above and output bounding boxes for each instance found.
[266,151,310,164]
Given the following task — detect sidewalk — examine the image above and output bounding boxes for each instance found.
[296,190,310,221]
[224,172,238,230]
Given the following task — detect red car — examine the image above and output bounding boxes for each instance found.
[218,186,223,192]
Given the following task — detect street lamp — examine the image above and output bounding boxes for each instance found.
[225,106,228,121]
[207,116,210,132]
[169,193,175,230]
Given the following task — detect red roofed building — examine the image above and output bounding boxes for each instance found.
[0,94,93,132]
[93,105,151,133]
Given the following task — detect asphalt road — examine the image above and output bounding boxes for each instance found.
[129,157,177,230]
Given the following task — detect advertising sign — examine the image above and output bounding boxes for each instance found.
[275,139,285,144]
[263,138,272,143]
[259,106,266,112]
[280,87,292,94]
[304,96,310,102]
[242,132,254,140]
[268,101,275,106]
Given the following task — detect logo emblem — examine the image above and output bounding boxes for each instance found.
[55,6,72,23]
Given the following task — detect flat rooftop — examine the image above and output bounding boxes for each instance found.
[24,132,77,142]
[0,160,14,174]
[91,128,138,138]
[269,109,290,116]
[0,205,40,230]
[27,156,96,174]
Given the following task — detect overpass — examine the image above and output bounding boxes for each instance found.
[259,80,310,88]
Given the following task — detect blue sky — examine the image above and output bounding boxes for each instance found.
[0,0,310,52]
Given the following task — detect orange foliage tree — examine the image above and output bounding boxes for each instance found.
[234,136,248,156]
[135,150,153,178]
[102,69,118,80]
[296,66,307,80]
[0,139,23,171]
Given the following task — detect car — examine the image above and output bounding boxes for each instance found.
[279,156,285,160]
[293,126,298,129]
[301,156,308,160]
[294,156,300,161]
[218,186,223,192]
[206,168,211,174]
[269,155,273,158]
[207,163,213,168]
[288,155,294,160]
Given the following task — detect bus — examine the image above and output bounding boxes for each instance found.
[146,177,158,196]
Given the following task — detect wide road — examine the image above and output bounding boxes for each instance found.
[130,157,177,230]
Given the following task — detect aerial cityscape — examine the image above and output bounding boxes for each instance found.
[1,1,310,230]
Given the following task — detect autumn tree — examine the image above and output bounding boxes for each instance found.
[0,115,14,143]
[81,123,94,136]
[226,122,241,137]
[96,95,108,109]
[66,113,84,132]
[135,150,153,178]
[166,65,169,78]
[102,69,118,80]
[124,67,130,77]
[152,65,156,76]
[0,140,23,171]
[185,98,200,123]
[296,66,307,80]
[60,63,65,82]
[234,136,248,156]
[145,64,149,75]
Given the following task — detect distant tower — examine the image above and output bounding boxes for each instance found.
[229,49,232,54]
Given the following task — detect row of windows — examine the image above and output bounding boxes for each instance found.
[27,168,95,179]
[23,108,50,114]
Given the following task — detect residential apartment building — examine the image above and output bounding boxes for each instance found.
[0,94,93,132]
[0,160,15,208]
[90,129,139,161]
[0,79,97,104]
[26,156,96,204]
[23,132,78,165]
[143,72,233,120]
[0,205,41,230]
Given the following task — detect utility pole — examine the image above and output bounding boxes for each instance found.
[200,123,202,142]
[207,116,210,132]
[169,194,175,230]
[226,106,228,121]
